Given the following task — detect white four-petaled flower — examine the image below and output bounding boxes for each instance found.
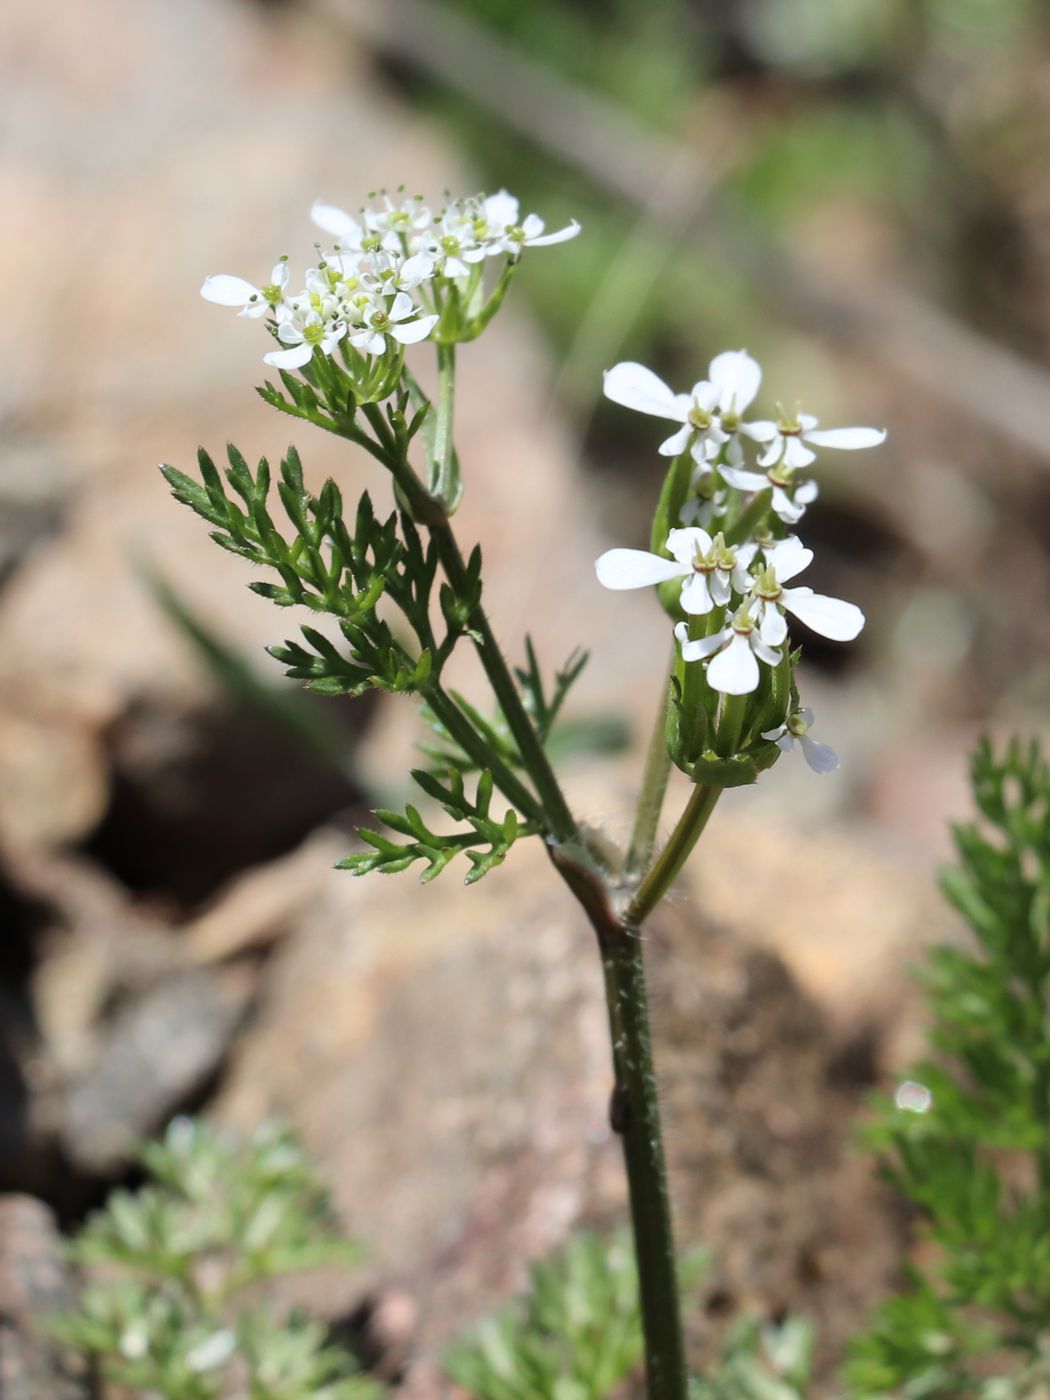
[595,528,746,616]
[603,350,762,463]
[200,261,290,319]
[744,408,886,471]
[761,709,839,774]
[674,606,782,696]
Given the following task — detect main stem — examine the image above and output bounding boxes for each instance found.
[554,847,688,1400]
[603,932,687,1398]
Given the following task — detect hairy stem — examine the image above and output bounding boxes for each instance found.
[550,848,688,1400]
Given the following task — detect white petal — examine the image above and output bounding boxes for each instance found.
[761,725,786,741]
[804,426,887,450]
[263,342,313,368]
[679,627,729,663]
[784,437,816,469]
[320,323,347,354]
[690,381,719,413]
[710,572,731,606]
[771,486,806,524]
[679,572,713,615]
[781,588,864,641]
[760,604,788,647]
[766,536,812,583]
[603,362,680,420]
[740,419,778,443]
[595,549,687,590]
[484,189,519,227]
[271,262,289,289]
[800,734,840,774]
[707,633,759,694]
[388,291,414,322]
[311,200,362,241]
[658,424,692,457]
[391,313,438,344]
[525,219,581,246]
[734,542,759,571]
[720,465,768,492]
[758,439,783,469]
[751,636,783,667]
[521,213,545,239]
[776,733,796,754]
[400,253,434,283]
[201,274,258,306]
[708,349,762,414]
[796,480,819,505]
[665,527,711,566]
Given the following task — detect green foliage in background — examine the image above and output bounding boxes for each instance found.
[849,738,1050,1399]
[49,1119,379,1400]
[444,1233,814,1400]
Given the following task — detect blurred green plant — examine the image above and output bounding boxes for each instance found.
[848,737,1050,1398]
[50,1118,380,1400]
[444,1232,815,1400]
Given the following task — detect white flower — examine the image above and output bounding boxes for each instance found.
[422,206,487,278]
[363,192,433,236]
[310,200,399,256]
[200,261,290,319]
[603,350,761,462]
[263,304,346,369]
[347,290,438,356]
[362,248,435,295]
[675,603,782,695]
[720,463,819,525]
[744,406,886,471]
[742,535,865,645]
[498,209,581,256]
[761,708,839,774]
[595,527,743,616]
[679,470,728,529]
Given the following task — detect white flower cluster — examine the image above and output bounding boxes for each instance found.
[200,190,580,370]
[595,350,887,772]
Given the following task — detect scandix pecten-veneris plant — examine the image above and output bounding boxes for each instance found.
[162,185,886,1400]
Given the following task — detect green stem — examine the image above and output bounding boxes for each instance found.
[604,935,687,1400]
[430,519,578,844]
[724,486,772,546]
[432,341,456,503]
[625,783,721,928]
[422,685,546,827]
[549,848,688,1400]
[625,654,674,879]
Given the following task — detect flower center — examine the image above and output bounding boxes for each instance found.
[262,283,283,305]
[440,235,460,255]
[362,234,383,253]
[370,310,390,330]
[753,564,782,602]
[507,224,526,243]
[688,405,712,430]
[786,712,809,738]
[303,322,326,346]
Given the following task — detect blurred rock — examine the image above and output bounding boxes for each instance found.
[62,968,251,1177]
[0,1195,87,1399]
